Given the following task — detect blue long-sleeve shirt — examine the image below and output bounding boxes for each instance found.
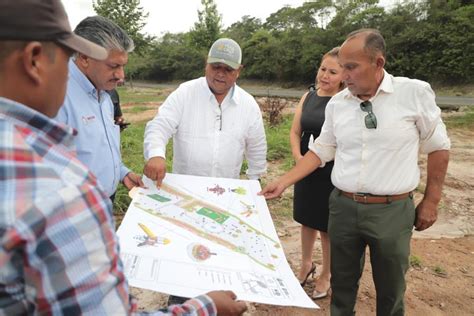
[55,60,129,196]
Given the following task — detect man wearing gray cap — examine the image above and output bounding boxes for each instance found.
[144,38,267,186]
[0,1,246,315]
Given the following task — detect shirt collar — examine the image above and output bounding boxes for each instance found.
[69,60,107,100]
[343,69,393,101]
[0,97,76,146]
[202,77,239,105]
[377,70,394,95]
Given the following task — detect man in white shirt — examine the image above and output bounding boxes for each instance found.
[260,29,450,315]
[143,38,267,186]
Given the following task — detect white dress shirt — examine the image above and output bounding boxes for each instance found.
[144,77,267,179]
[309,70,450,195]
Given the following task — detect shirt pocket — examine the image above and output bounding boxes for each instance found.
[374,123,418,150]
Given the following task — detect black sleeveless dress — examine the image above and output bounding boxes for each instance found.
[293,90,334,232]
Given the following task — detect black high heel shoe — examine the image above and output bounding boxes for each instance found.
[300,262,316,287]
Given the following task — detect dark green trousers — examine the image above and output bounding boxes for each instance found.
[328,189,415,316]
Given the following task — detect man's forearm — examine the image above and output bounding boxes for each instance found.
[423,150,449,204]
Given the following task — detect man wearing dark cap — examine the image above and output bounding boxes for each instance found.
[0,1,247,315]
[143,38,267,187]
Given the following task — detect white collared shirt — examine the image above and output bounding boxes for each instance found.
[144,77,267,179]
[309,70,450,195]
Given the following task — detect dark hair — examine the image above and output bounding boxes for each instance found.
[346,28,386,60]
[74,16,134,53]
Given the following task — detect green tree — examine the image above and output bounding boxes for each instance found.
[264,0,332,32]
[189,0,222,51]
[147,33,205,81]
[254,1,335,83]
[242,29,280,80]
[223,16,262,45]
[386,1,474,83]
[132,0,473,85]
[93,0,153,54]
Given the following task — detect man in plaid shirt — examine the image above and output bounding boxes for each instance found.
[0,1,247,315]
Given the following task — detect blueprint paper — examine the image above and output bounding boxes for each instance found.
[117,174,318,309]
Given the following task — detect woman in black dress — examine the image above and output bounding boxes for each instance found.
[290,47,344,299]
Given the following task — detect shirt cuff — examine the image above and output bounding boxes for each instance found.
[308,141,335,168]
[181,294,217,315]
[145,148,166,161]
[120,165,131,181]
[420,121,451,154]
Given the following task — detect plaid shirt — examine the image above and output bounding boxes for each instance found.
[0,97,216,315]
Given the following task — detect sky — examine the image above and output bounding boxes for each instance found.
[63,0,399,37]
[63,0,306,36]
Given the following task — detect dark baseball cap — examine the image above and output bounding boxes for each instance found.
[0,0,107,60]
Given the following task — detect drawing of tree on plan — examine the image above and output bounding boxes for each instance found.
[117,174,317,309]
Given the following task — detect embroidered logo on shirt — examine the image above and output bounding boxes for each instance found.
[82,115,96,125]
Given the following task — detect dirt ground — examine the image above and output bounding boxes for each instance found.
[124,102,474,315]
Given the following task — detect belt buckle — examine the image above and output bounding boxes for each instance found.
[353,192,368,203]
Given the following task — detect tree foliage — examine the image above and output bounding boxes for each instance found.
[147,33,205,81]
[93,0,153,54]
[132,0,473,84]
[189,0,222,51]
[223,16,262,45]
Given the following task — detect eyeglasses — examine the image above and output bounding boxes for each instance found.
[360,101,377,129]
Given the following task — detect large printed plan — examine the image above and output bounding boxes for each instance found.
[117,174,317,309]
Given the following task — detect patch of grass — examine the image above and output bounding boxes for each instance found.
[409,255,423,269]
[266,115,294,171]
[121,105,151,114]
[433,84,474,97]
[114,123,145,213]
[444,107,474,129]
[238,114,294,176]
[267,193,294,223]
[433,265,448,277]
[239,79,306,91]
[282,157,295,171]
[117,86,167,104]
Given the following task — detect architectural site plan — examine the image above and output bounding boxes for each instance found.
[117,174,317,308]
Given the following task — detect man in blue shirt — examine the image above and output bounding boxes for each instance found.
[56,16,143,202]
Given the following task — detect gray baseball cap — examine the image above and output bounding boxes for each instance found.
[0,0,107,60]
[207,38,242,70]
